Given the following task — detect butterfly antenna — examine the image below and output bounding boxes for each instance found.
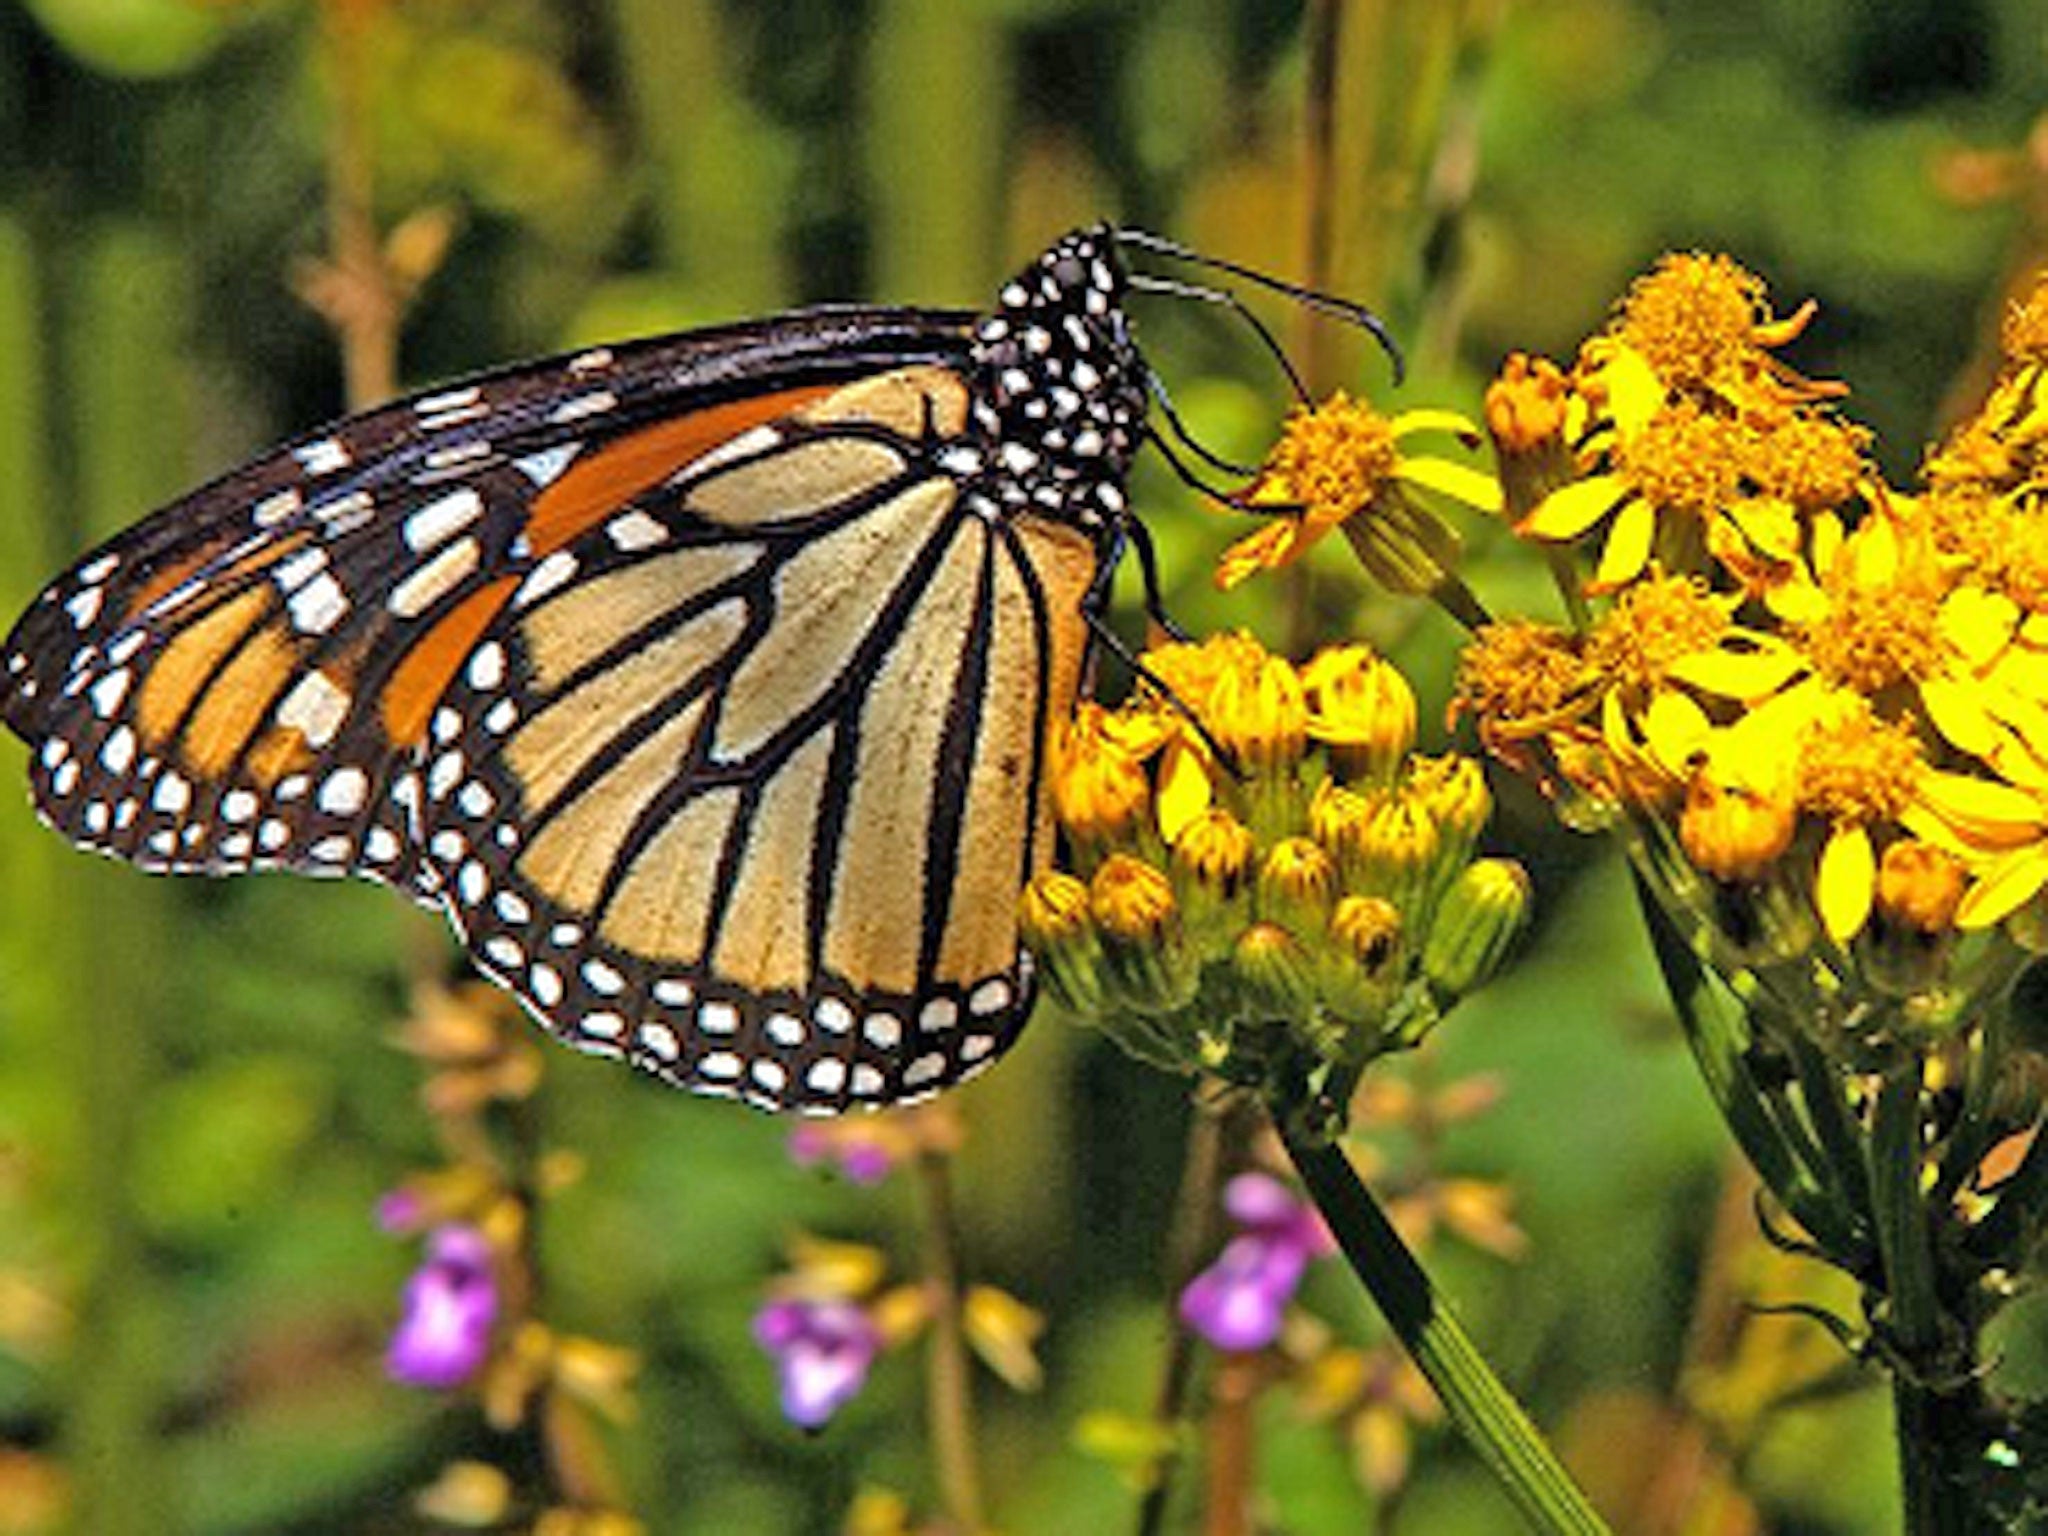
[1127,272,1313,405]
[1142,422,1249,510]
[1116,227,1405,386]
[1147,373,1259,478]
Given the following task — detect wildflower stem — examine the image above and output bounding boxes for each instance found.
[913,1147,986,1534]
[1867,1061,1984,1536]
[1278,1122,1611,1536]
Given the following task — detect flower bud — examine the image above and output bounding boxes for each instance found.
[1169,809,1256,946]
[1051,716,1151,868]
[1320,895,1405,1027]
[1404,754,1492,867]
[1019,870,1106,1013]
[1860,839,1966,999]
[1208,651,1309,777]
[1484,354,1578,522]
[1876,839,1965,935]
[1257,837,1337,935]
[1679,775,1796,883]
[1423,859,1531,999]
[1302,644,1416,785]
[1232,921,1318,1021]
[1346,793,1442,920]
[1090,854,1195,1010]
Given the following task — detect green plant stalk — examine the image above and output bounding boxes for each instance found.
[1867,1064,1979,1536]
[1278,1122,1611,1536]
[914,1148,986,1534]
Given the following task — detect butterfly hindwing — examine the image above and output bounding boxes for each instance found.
[408,365,1100,1109]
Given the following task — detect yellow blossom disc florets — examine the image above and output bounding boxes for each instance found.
[1584,574,1734,697]
[1257,392,1401,533]
[1797,562,1944,694]
[1796,701,1923,826]
[1452,621,1593,740]
[1612,401,1748,520]
[1617,253,1774,390]
[1748,412,1871,512]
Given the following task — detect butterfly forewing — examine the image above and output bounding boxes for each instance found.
[2,228,1148,1114]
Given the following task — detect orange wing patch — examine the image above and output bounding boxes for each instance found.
[135,587,272,751]
[381,577,520,749]
[525,385,836,557]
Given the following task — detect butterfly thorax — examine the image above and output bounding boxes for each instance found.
[961,227,1146,535]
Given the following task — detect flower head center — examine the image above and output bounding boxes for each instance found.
[1798,561,1944,693]
[1257,393,1400,533]
[1585,574,1733,695]
[1613,402,1746,518]
[1795,701,1923,824]
[1617,253,1772,389]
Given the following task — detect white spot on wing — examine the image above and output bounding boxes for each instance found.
[277,670,351,748]
[606,511,668,551]
[317,767,369,816]
[287,573,350,635]
[404,488,484,552]
[295,438,351,476]
[513,550,579,608]
[514,443,582,487]
[389,536,481,618]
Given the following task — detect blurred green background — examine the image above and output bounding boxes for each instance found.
[0,0,2041,1531]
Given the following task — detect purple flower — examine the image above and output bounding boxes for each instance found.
[1178,1172,1333,1353]
[374,1187,426,1234]
[386,1225,498,1389]
[787,1124,896,1185]
[753,1296,882,1430]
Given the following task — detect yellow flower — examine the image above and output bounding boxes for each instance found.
[1680,773,1798,883]
[1301,643,1416,783]
[1218,392,1501,592]
[1609,251,1834,404]
[1050,703,1152,861]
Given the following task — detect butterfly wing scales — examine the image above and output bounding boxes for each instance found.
[2,327,1092,1112]
[414,367,1099,1109]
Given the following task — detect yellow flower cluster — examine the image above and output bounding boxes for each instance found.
[1460,255,2048,1027]
[1021,633,1527,1094]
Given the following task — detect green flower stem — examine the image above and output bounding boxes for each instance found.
[1278,1122,1611,1536]
[1867,1064,1978,1536]
[913,1148,986,1534]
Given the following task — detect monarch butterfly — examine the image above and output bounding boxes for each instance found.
[1,227,1382,1115]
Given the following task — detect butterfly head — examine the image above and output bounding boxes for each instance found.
[967,227,1148,533]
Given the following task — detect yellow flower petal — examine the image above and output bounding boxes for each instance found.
[1155,737,1214,844]
[1911,769,2046,848]
[1214,520,1301,590]
[1394,454,1505,515]
[1519,474,1628,540]
[1957,843,2048,929]
[1590,495,1656,591]
[1389,406,1482,440]
[1817,822,1876,942]
[1639,689,1713,776]
[1920,674,2004,760]
[1595,344,1666,437]
[1723,496,1802,562]
[1664,637,1808,702]
[1939,586,2021,669]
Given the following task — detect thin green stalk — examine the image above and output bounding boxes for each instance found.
[1866,1064,1981,1536]
[1277,1123,1610,1536]
[914,1148,986,1534]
